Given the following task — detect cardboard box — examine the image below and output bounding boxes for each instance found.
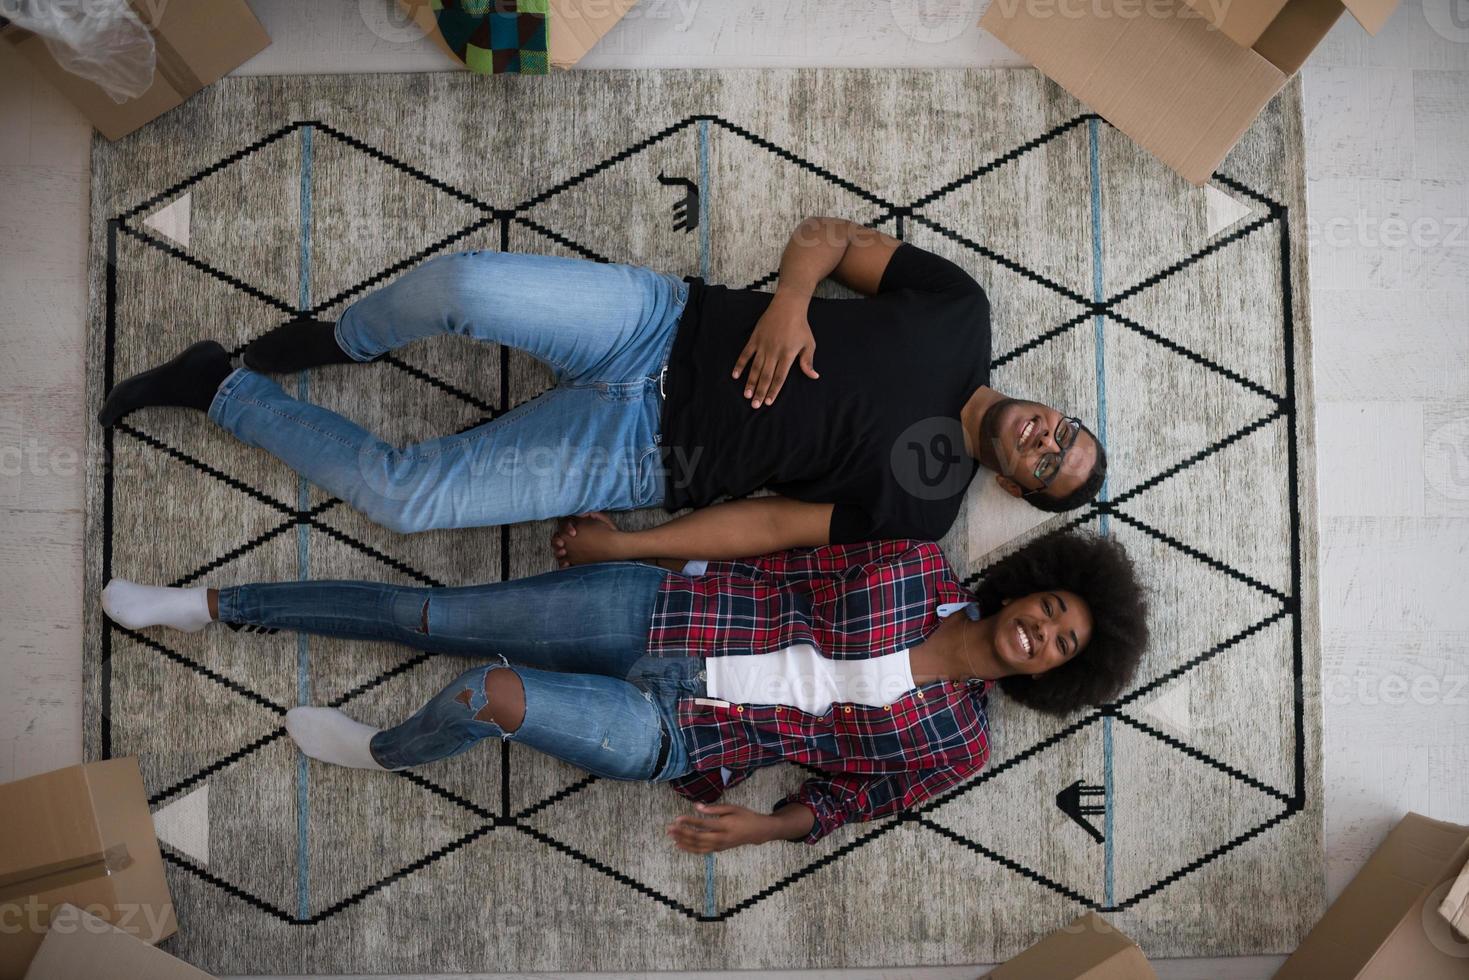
[1274,813,1469,979]
[0,0,269,140]
[24,904,212,980]
[984,912,1157,979]
[981,0,1400,184]
[0,760,175,980]
[396,0,637,70]
[1442,853,1469,940]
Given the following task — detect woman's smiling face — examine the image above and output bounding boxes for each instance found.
[993,590,1093,676]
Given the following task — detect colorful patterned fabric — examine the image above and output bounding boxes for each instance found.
[652,540,993,843]
[431,0,549,75]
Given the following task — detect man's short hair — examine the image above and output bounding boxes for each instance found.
[1027,423,1105,514]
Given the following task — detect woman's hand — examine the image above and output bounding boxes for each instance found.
[666,803,774,853]
[549,512,622,568]
[731,290,819,409]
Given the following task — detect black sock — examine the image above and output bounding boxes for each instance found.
[97,340,232,427]
[242,317,364,373]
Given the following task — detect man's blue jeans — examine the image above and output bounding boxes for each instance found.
[207,250,689,533]
[216,562,702,778]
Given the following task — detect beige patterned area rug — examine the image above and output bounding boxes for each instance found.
[83,69,1321,974]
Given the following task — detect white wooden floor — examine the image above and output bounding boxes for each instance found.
[1,2,1466,977]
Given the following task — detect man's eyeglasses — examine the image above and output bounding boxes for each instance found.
[1022,417,1084,496]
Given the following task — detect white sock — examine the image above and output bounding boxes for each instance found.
[102,579,214,632]
[286,707,394,771]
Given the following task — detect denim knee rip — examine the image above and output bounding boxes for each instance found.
[449,653,518,742]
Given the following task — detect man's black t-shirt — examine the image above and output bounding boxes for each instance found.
[659,242,991,544]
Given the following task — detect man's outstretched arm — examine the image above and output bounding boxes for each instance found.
[551,497,834,566]
[735,217,902,409]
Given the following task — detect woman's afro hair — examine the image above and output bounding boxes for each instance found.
[972,531,1149,716]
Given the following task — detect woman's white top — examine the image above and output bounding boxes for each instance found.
[705,646,916,712]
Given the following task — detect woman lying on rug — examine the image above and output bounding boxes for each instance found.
[101,531,1146,851]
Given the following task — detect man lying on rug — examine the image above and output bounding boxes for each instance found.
[98,218,1105,558]
[101,532,1146,850]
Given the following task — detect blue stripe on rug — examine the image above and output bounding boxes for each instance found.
[296,123,314,923]
[1088,117,1115,910]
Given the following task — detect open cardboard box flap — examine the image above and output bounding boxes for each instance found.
[1338,0,1398,33]
[1177,0,1294,49]
[982,0,1287,184]
[981,0,1396,184]
[549,0,638,67]
[1177,0,1391,48]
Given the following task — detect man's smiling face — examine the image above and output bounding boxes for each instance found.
[980,398,1098,504]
